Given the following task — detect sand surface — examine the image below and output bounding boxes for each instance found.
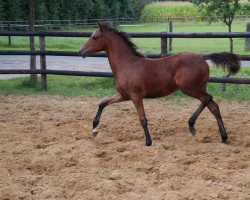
[0,95,249,200]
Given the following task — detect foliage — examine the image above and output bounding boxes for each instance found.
[190,0,243,52]
[190,0,241,30]
[0,0,153,21]
[0,0,4,20]
[140,2,201,22]
[0,21,249,54]
[238,2,250,15]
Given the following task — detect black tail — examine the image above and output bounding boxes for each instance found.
[204,52,241,76]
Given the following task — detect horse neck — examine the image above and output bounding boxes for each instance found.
[105,32,138,76]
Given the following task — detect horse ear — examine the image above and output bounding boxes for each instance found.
[98,21,103,32]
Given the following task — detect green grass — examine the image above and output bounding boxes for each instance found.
[1,20,250,54]
[128,20,250,54]
[140,1,250,22]
[0,68,249,100]
[0,76,115,97]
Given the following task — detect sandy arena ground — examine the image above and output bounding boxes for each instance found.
[0,95,249,200]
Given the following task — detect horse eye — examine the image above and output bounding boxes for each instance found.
[92,36,98,41]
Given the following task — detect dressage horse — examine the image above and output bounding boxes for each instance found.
[79,22,240,146]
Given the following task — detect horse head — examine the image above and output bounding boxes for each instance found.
[79,22,112,57]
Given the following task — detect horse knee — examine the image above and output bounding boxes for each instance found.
[99,101,109,109]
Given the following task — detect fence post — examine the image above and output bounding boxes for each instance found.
[245,22,250,51]
[8,23,11,46]
[68,20,71,30]
[39,36,47,91]
[48,20,51,30]
[0,21,3,31]
[169,21,173,52]
[161,32,168,56]
[25,20,28,31]
[84,19,86,28]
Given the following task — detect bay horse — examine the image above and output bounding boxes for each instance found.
[79,22,240,146]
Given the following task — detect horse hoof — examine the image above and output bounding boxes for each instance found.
[222,138,228,144]
[189,126,196,136]
[92,128,98,137]
[222,134,228,144]
[145,141,152,146]
[222,141,228,145]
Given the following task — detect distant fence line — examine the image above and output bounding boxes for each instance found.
[0,18,137,31]
[0,31,250,91]
[1,16,250,31]
[2,31,250,38]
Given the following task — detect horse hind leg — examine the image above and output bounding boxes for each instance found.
[188,102,207,135]
[207,100,228,143]
[181,86,227,143]
[180,86,212,136]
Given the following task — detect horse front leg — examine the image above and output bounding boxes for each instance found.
[131,96,152,146]
[92,93,127,137]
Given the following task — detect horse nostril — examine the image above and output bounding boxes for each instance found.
[79,49,86,58]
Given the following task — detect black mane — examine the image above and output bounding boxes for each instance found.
[100,22,145,58]
[114,30,145,58]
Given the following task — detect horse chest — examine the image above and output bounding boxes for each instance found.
[115,81,130,98]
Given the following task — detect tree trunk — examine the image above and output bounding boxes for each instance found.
[221,24,234,92]
[29,0,37,85]
[228,24,233,53]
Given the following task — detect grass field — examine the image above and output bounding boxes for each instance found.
[0,20,250,54]
[0,68,249,100]
[140,1,201,22]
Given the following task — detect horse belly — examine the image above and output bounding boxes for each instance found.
[139,65,177,98]
[144,81,178,98]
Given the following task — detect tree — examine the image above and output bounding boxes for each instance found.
[91,0,109,19]
[74,0,94,20]
[106,0,121,18]
[2,0,22,20]
[191,0,241,52]
[0,0,5,20]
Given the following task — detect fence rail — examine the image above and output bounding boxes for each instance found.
[1,50,250,60]
[0,69,249,84]
[1,31,250,38]
[0,18,137,31]
[1,16,250,31]
[0,31,250,91]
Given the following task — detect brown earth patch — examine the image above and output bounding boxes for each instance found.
[0,95,249,200]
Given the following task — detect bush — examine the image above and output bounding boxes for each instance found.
[140,2,201,22]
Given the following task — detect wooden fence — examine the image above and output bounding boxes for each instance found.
[0,18,137,31]
[1,16,249,31]
[0,31,250,91]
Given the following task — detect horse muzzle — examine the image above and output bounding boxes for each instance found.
[79,48,87,58]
